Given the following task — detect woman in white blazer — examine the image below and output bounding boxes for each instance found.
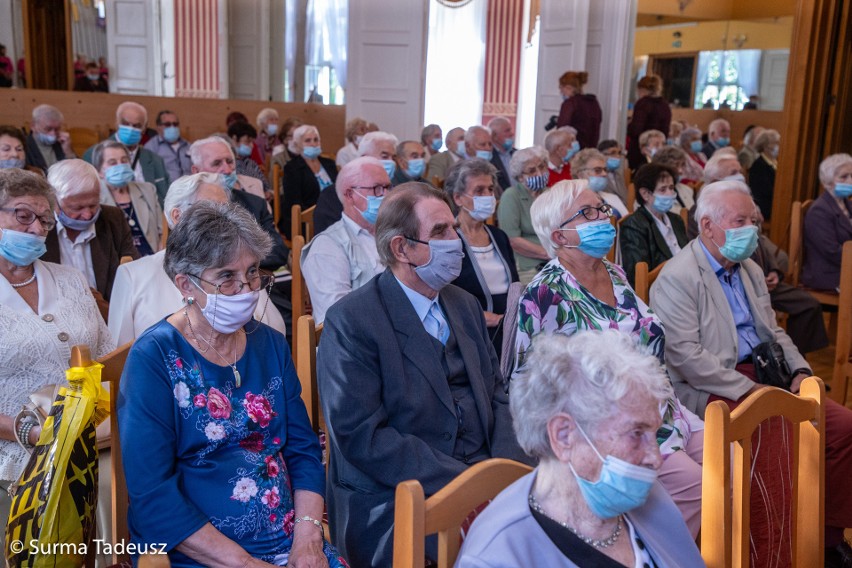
[94,140,162,256]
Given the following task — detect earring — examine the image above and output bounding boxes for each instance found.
[186,296,195,305]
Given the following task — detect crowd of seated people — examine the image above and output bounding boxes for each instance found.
[3,89,852,568]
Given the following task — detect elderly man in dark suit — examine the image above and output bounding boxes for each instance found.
[487,117,516,192]
[25,104,75,173]
[43,159,139,303]
[318,182,529,567]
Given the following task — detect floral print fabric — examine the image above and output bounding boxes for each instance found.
[119,319,347,567]
[515,258,699,456]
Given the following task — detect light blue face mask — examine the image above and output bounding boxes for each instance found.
[562,219,616,259]
[105,163,135,187]
[223,171,239,189]
[455,140,466,157]
[407,237,465,291]
[501,138,514,152]
[475,150,493,162]
[651,194,675,214]
[36,132,57,146]
[381,159,396,179]
[834,183,852,198]
[605,157,621,172]
[405,158,426,179]
[564,141,581,163]
[464,195,497,222]
[117,125,142,146]
[588,176,608,193]
[237,144,253,158]
[431,138,442,153]
[302,145,322,159]
[0,158,25,170]
[58,207,101,231]
[0,228,47,267]
[690,140,703,153]
[266,124,279,136]
[355,191,384,225]
[569,422,658,519]
[163,126,181,143]
[713,224,759,263]
[715,136,730,148]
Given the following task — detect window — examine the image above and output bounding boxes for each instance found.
[694,50,759,110]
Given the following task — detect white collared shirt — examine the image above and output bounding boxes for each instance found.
[394,275,448,343]
[56,217,98,288]
[644,205,682,255]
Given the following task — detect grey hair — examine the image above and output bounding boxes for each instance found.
[743,126,765,147]
[163,173,231,229]
[508,146,548,181]
[753,129,780,154]
[334,156,385,201]
[32,104,64,125]
[375,182,451,267]
[189,136,234,166]
[445,126,465,145]
[651,145,687,169]
[639,129,665,148]
[511,331,673,460]
[357,131,399,158]
[544,129,572,153]
[818,153,852,188]
[487,116,510,131]
[92,140,130,171]
[530,179,588,258]
[694,180,753,225]
[708,118,730,136]
[679,127,702,149]
[569,148,605,178]
[0,167,56,210]
[556,125,577,136]
[420,124,441,144]
[444,158,498,213]
[47,159,100,201]
[256,108,279,129]
[115,101,148,125]
[703,152,741,183]
[288,124,319,156]
[464,125,491,149]
[163,201,272,281]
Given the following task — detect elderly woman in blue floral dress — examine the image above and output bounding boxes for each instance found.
[118,201,347,568]
[514,180,705,539]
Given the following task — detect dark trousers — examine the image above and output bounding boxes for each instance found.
[771,282,829,353]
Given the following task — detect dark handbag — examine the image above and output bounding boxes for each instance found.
[752,341,793,390]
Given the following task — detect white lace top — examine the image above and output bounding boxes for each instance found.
[0,260,115,481]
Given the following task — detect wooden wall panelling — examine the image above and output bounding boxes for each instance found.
[670,109,785,148]
[822,0,852,154]
[0,89,346,157]
[771,0,842,246]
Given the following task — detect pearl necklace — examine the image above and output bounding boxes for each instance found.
[9,271,36,289]
[528,492,622,549]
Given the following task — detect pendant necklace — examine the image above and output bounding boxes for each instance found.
[184,309,242,387]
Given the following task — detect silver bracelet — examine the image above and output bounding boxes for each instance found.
[293,515,323,532]
[17,421,35,448]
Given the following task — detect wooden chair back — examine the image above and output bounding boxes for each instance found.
[160,212,169,251]
[787,200,813,286]
[832,241,852,406]
[71,342,132,565]
[291,204,316,244]
[393,458,533,568]
[272,163,282,227]
[626,182,636,212]
[290,235,309,357]
[119,255,134,265]
[295,315,324,433]
[679,206,689,228]
[701,377,825,568]
[605,216,617,262]
[432,176,444,189]
[634,261,666,304]
[68,127,100,157]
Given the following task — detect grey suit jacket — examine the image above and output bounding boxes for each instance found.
[426,150,460,182]
[100,180,163,255]
[455,470,705,568]
[650,239,808,417]
[317,270,528,568]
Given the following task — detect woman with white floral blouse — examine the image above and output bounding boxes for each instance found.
[118,201,347,568]
[514,180,705,540]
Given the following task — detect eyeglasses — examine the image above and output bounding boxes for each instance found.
[560,203,613,227]
[190,268,273,296]
[351,183,392,197]
[0,207,56,231]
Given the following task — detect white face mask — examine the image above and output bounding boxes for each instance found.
[722,173,746,183]
[195,283,260,334]
[464,195,497,222]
